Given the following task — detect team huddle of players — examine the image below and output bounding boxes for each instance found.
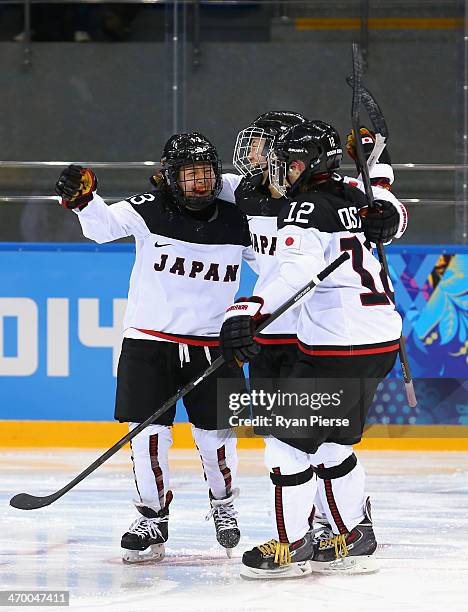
[55,111,407,579]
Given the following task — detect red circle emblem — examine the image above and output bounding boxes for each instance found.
[285,237,294,246]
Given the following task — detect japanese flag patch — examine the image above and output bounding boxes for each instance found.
[284,234,302,249]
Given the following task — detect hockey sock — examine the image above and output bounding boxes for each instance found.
[129,423,172,510]
[264,438,318,543]
[192,426,238,499]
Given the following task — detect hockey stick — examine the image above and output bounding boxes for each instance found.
[350,43,417,408]
[10,252,350,511]
[346,77,389,139]
[345,77,388,178]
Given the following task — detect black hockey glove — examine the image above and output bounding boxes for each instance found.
[219,296,266,368]
[360,199,400,244]
[55,165,97,210]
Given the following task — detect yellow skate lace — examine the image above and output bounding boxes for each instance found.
[319,533,349,559]
[256,539,291,566]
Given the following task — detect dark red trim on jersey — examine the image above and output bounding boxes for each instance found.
[321,465,348,535]
[135,328,219,347]
[254,334,298,345]
[149,434,165,508]
[272,467,289,543]
[217,446,232,496]
[298,338,399,357]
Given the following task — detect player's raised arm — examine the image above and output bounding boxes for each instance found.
[55,164,150,243]
[344,127,408,242]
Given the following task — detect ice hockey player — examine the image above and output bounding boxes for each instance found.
[222,111,335,532]
[221,113,403,378]
[222,111,308,378]
[219,120,407,578]
[55,132,254,563]
[220,112,405,538]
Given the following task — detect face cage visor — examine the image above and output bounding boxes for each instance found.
[268,151,289,196]
[233,126,275,178]
[268,145,325,197]
[168,158,222,211]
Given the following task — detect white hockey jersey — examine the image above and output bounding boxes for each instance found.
[74,188,253,345]
[221,173,298,342]
[260,178,403,354]
[220,172,406,346]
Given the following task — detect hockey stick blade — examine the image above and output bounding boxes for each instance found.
[346,77,389,139]
[365,134,387,174]
[10,492,61,511]
[357,134,387,182]
[9,252,350,511]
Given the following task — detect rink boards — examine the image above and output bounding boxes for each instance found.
[0,243,467,450]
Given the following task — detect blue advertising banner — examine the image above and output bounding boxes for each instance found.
[0,243,466,424]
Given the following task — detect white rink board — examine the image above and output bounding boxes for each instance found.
[1,449,468,612]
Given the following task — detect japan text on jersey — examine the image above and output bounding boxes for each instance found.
[75,188,253,345]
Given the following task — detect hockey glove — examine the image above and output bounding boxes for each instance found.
[219,296,265,368]
[55,165,97,210]
[360,199,400,244]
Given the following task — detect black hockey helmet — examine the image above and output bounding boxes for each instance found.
[161,132,222,211]
[233,110,308,178]
[269,120,342,196]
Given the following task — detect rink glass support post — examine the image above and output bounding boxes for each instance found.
[456,0,468,244]
[360,0,370,69]
[22,0,32,70]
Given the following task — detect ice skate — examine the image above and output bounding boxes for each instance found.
[121,502,169,564]
[240,531,314,580]
[205,488,240,556]
[309,497,379,574]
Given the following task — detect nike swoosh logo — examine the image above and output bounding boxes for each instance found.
[154,241,172,248]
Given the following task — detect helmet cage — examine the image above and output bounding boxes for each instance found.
[268,150,288,197]
[233,126,275,178]
[268,142,323,196]
[163,152,222,211]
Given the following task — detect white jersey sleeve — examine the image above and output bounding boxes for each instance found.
[74,193,150,243]
[242,245,260,275]
[219,173,243,203]
[342,175,408,239]
[369,162,394,185]
[372,186,408,240]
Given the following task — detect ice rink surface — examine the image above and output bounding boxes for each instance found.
[1,448,467,612]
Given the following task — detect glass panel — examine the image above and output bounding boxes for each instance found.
[0,0,466,244]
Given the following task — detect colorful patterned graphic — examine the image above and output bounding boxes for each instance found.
[388,252,468,377]
[369,378,468,426]
[368,250,468,425]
